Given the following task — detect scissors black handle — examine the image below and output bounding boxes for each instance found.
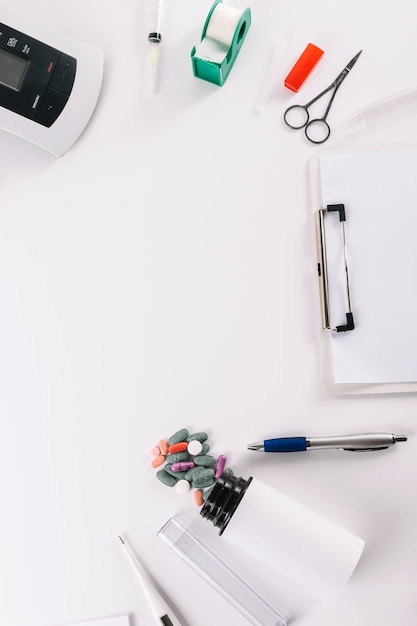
[304,118,331,144]
[283,105,331,144]
[283,104,310,128]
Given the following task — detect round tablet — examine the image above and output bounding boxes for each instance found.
[175,479,191,495]
[187,440,203,455]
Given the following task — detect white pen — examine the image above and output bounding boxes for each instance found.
[119,535,183,626]
[247,433,408,452]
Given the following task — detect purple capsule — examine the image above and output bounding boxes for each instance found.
[171,460,195,472]
[215,454,226,479]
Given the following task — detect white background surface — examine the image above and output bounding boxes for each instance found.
[0,1,416,625]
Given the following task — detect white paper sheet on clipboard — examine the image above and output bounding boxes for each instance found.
[310,146,417,394]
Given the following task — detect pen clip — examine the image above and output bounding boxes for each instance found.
[344,446,389,452]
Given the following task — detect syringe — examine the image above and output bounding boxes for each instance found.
[147,0,165,93]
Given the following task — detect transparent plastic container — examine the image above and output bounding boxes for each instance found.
[343,85,417,134]
[158,516,288,626]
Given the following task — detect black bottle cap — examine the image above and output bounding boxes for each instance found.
[200,474,252,535]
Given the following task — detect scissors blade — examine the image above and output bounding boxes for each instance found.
[334,50,362,86]
[345,50,363,71]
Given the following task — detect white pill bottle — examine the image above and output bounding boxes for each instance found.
[200,474,365,598]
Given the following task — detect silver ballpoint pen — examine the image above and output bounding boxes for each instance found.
[247,433,408,453]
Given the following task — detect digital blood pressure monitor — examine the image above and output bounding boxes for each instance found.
[0,5,103,156]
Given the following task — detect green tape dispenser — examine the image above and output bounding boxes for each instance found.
[191,0,251,86]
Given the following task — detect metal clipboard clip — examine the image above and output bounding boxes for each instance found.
[315,203,355,332]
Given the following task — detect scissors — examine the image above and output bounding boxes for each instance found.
[284,50,362,144]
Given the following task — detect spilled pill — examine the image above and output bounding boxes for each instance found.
[192,468,216,489]
[165,451,189,464]
[151,428,234,504]
[215,454,226,478]
[193,476,216,489]
[171,460,195,472]
[194,489,204,506]
[184,465,205,482]
[168,441,188,454]
[159,439,169,456]
[187,440,203,455]
[168,428,190,445]
[185,465,209,481]
[151,454,166,468]
[187,432,208,443]
[193,454,216,467]
[176,479,191,495]
[156,469,177,487]
[164,464,186,479]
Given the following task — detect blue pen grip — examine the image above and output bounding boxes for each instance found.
[264,437,307,452]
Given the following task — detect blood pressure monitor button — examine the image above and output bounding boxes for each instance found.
[35,86,68,127]
[48,53,77,95]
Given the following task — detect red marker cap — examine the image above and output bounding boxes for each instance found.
[284,43,324,92]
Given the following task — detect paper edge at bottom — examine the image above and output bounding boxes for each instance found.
[58,614,130,626]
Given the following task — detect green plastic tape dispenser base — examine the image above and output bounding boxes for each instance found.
[191,0,252,86]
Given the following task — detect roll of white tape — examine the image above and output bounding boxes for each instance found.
[191,1,251,85]
[205,3,243,47]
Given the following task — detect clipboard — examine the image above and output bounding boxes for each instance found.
[310,145,417,394]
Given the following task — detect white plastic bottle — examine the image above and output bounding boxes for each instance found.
[200,474,365,598]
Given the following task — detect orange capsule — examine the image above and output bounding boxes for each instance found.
[168,441,188,454]
[151,454,166,468]
[159,439,169,456]
[194,489,204,507]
